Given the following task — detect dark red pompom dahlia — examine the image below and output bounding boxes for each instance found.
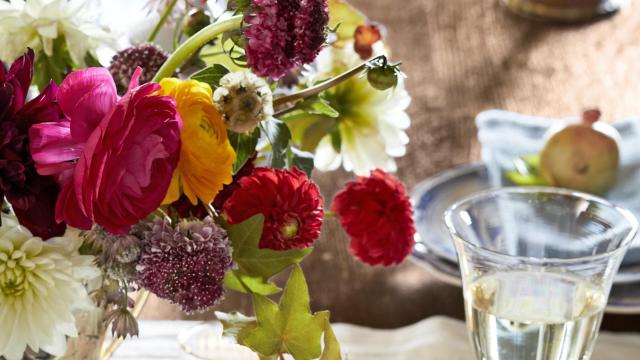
[223,167,323,250]
[0,49,66,239]
[332,169,415,266]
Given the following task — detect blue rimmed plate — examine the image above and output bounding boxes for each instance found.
[411,162,640,286]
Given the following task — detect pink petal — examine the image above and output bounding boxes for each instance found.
[29,121,84,176]
[58,67,117,143]
[127,67,143,92]
[55,177,92,230]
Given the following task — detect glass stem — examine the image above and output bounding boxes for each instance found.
[152,15,243,82]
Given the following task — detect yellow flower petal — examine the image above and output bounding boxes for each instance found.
[158,78,236,205]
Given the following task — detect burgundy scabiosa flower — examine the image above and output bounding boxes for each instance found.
[136,217,233,313]
[223,167,323,250]
[244,0,329,80]
[332,169,415,266]
[0,49,66,239]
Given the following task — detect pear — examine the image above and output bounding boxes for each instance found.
[539,110,620,195]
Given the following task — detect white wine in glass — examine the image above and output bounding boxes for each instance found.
[445,188,638,360]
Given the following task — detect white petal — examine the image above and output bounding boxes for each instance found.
[314,136,342,171]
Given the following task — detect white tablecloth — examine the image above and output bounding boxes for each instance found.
[111,317,640,359]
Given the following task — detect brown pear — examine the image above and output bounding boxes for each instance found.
[539,110,620,195]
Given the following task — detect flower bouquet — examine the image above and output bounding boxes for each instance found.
[0,0,414,359]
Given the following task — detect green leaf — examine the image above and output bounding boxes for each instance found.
[200,36,246,71]
[227,214,311,284]
[228,128,260,174]
[261,119,292,169]
[290,147,315,177]
[239,266,325,360]
[300,97,340,118]
[190,64,230,88]
[84,51,102,67]
[224,270,281,295]
[319,312,342,360]
[328,0,367,46]
[216,311,257,339]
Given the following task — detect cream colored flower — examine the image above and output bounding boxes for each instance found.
[299,41,411,176]
[0,0,117,66]
[213,71,274,133]
[0,214,99,360]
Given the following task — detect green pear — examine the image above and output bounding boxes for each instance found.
[539,110,620,195]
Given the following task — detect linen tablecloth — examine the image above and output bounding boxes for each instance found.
[112,317,640,359]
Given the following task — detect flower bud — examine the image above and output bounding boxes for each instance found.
[184,9,211,37]
[213,72,274,133]
[367,66,398,91]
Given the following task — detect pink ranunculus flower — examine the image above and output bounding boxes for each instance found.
[29,67,182,234]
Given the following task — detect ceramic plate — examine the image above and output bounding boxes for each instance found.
[411,242,640,315]
[411,162,640,284]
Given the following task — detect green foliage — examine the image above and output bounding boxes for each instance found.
[228,128,260,174]
[298,97,340,118]
[238,266,329,360]
[224,214,311,295]
[33,38,73,90]
[261,119,293,169]
[190,63,230,89]
[288,147,315,177]
[200,36,246,71]
[282,95,341,154]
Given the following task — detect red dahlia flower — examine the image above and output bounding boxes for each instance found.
[223,167,323,250]
[244,0,329,80]
[332,169,415,266]
[0,49,66,239]
[29,67,182,234]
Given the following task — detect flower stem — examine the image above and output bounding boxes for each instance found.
[273,55,386,108]
[147,0,179,43]
[152,15,244,82]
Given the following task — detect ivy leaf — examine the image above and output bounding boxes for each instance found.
[191,64,230,88]
[228,128,260,174]
[224,269,281,295]
[289,147,315,177]
[261,119,292,169]
[328,0,367,46]
[227,214,311,286]
[318,312,342,360]
[239,265,325,360]
[216,311,257,339]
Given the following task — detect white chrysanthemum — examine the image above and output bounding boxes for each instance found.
[0,214,99,360]
[213,71,274,133]
[0,0,117,66]
[304,41,411,176]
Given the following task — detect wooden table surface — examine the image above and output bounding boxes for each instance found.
[141,0,640,331]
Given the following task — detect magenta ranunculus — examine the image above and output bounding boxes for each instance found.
[29,67,182,234]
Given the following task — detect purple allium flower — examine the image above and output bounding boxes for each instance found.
[136,217,233,314]
[244,0,328,80]
[108,44,168,90]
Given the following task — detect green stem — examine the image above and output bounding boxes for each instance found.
[147,0,179,43]
[273,55,386,108]
[152,15,244,82]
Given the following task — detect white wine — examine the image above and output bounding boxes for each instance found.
[465,271,606,360]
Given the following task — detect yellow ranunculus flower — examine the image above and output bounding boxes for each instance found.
[157,78,236,205]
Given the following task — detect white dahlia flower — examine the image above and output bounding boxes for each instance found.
[299,41,411,176]
[0,214,99,360]
[0,0,117,66]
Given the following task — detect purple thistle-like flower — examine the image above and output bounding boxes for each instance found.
[244,0,328,80]
[136,217,233,314]
[108,44,168,90]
